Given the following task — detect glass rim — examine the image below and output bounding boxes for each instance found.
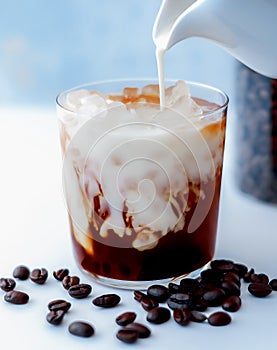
[56,78,229,118]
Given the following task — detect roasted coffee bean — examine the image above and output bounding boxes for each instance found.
[125,322,151,338]
[167,293,191,310]
[116,329,138,344]
[48,299,71,312]
[141,296,159,311]
[250,273,269,284]
[180,278,200,293]
[116,312,137,326]
[30,268,48,284]
[134,290,147,302]
[68,284,92,299]
[62,275,80,290]
[173,308,191,326]
[208,311,232,326]
[147,284,170,303]
[4,290,29,305]
[210,259,235,272]
[53,268,69,281]
[222,295,242,312]
[190,297,208,312]
[248,283,272,297]
[168,282,183,294]
[12,265,30,280]
[190,310,207,323]
[92,293,121,308]
[200,269,223,283]
[203,288,226,306]
[147,307,171,324]
[68,321,94,338]
[232,263,248,277]
[258,273,270,284]
[199,280,219,291]
[269,278,277,291]
[0,278,16,292]
[223,272,241,286]
[250,273,263,283]
[46,310,65,325]
[221,280,241,296]
[193,287,206,298]
[243,268,255,282]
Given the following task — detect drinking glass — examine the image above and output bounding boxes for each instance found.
[56,79,228,289]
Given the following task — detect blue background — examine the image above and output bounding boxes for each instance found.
[0,0,236,107]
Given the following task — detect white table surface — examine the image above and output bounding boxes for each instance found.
[0,108,276,350]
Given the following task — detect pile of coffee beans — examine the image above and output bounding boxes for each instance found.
[1,259,277,344]
[0,265,97,338]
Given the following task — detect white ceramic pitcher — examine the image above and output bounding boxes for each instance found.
[153,0,277,78]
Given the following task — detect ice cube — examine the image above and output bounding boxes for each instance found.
[123,87,140,99]
[105,104,135,124]
[66,89,90,109]
[77,93,108,117]
[77,105,108,119]
[80,93,106,108]
[107,100,127,110]
[173,96,203,118]
[165,80,190,106]
[142,84,160,96]
[164,80,203,118]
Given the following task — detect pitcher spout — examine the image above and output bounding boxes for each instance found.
[153,0,277,78]
[153,0,235,51]
[153,0,198,50]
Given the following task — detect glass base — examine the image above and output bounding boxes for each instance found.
[78,261,211,291]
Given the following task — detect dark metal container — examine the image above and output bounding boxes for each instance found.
[235,63,277,203]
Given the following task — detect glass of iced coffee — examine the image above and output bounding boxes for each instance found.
[56,79,228,289]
